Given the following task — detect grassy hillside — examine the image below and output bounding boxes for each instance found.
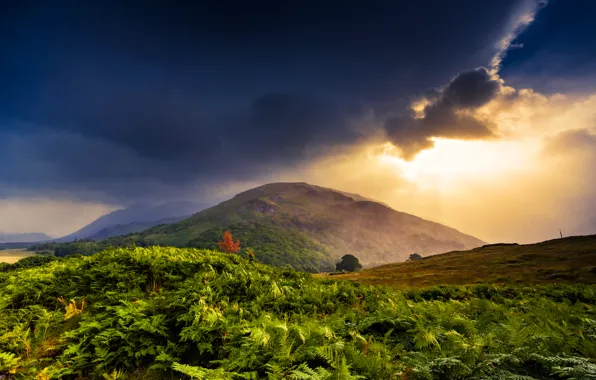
[1,246,596,379]
[322,234,596,287]
[75,182,483,271]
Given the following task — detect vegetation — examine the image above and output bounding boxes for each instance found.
[29,222,335,273]
[0,255,57,272]
[0,243,34,251]
[30,183,483,272]
[335,255,362,272]
[218,231,241,253]
[323,235,596,287]
[1,246,596,379]
[407,253,423,261]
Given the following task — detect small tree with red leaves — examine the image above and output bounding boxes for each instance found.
[218,230,241,253]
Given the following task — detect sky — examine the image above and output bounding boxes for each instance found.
[1,0,595,242]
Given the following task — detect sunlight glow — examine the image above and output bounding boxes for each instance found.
[377,138,541,191]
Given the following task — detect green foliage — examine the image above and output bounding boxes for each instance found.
[188,222,335,272]
[335,255,362,272]
[0,351,20,374]
[0,246,595,379]
[30,183,489,272]
[0,255,58,272]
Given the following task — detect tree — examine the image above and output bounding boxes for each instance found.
[407,253,423,261]
[218,231,241,253]
[335,254,362,272]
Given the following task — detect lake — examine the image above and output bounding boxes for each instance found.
[0,249,34,264]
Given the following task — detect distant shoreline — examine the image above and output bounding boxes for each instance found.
[0,249,34,264]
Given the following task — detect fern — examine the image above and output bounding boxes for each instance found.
[0,247,595,378]
[0,351,20,374]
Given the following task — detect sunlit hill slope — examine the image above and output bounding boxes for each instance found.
[122,182,484,271]
[323,234,596,287]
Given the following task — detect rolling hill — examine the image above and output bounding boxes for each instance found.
[57,201,206,241]
[323,234,596,287]
[118,182,484,271]
[0,232,52,243]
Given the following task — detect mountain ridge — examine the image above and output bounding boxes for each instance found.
[0,232,53,243]
[124,182,484,270]
[57,201,207,241]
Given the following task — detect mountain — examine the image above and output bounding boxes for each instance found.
[0,232,52,243]
[124,182,484,271]
[58,201,206,241]
[325,234,596,287]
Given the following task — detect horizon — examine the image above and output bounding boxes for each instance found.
[2,0,596,244]
[0,180,588,245]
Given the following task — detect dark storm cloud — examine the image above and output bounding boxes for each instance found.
[442,69,502,108]
[0,0,525,202]
[384,68,501,159]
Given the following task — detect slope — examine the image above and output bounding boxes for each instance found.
[0,232,53,243]
[85,216,189,240]
[57,201,206,241]
[125,182,484,271]
[1,247,595,379]
[323,234,596,287]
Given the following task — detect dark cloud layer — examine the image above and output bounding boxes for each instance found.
[0,0,541,203]
[384,68,501,159]
[499,0,596,93]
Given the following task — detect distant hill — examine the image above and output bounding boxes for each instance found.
[323,234,596,287]
[0,232,52,243]
[85,216,188,240]
[117,182,483,271]
[57,201,207,241]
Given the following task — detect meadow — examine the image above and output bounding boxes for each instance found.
[0,246,595,379]
[322,235,596,288]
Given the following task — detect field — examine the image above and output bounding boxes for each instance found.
[0,249,34,264]
[320,235,596,288]
[0,246,595,379]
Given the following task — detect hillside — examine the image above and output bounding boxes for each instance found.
[123,182,484,271]
[0,232,52,243]
[1,247,595,378]
[323,234,596,287]
[85,216,188,240]
[57,201,206,241]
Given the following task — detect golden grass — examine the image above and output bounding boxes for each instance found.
[317,235,596,288]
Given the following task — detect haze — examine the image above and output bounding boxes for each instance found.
[1,0,595,243]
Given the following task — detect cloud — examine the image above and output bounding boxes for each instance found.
[490,0,548,72]
[544,128,596,156]
[0,0,525,204]
[380,0,550,160]
[300,88,596,243]
[0,92,373,204]
[8,0,596,245]
[0,198,114,237]
[384,68,502,159]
